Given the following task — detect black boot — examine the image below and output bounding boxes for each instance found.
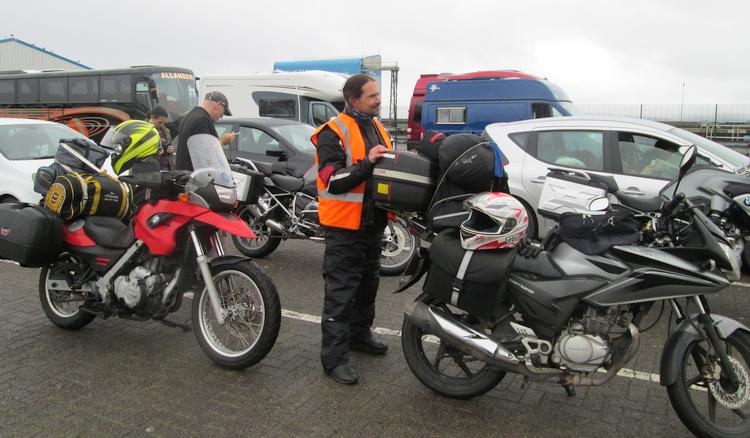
[325,364,359,385]
[350,337,388,355]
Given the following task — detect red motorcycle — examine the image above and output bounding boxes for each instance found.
[39,134,281,369]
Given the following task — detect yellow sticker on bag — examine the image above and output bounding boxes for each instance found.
[377,183,390,195]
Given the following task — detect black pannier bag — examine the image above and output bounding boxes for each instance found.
[551,207,640,255]
[0,203,63,267]
[44,172,132,221]
[424,230,517,319]
[371,151,439,212]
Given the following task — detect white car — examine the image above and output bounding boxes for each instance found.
[484,116,750,238]
[0,118,87,203]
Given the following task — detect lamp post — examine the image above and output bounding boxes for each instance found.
[680,82,685,122]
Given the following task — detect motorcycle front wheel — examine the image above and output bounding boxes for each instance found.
[667,330,750,437]
[380,218,418,276]
[192,259,281,369]
[401,293,506,399]
[232,207,282,258]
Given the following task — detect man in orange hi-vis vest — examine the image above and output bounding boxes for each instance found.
[311,74,393,385]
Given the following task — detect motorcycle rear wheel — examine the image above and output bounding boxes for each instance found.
[192,260,281,369]
[232,208,282,258]
[380,218,418,276]
[667,330,750,437]
[401,293,506,399]
[38,258,95,330]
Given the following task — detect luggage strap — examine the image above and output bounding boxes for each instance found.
[59,142,110,176]
[450,250,474,306]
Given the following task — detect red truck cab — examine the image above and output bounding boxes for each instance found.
[406,70,540,148]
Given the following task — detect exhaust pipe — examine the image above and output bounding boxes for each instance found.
[247,204,264,219]
[265,219,287,235]
[404,301,520,366]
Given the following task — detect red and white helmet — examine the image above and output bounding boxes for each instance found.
[459,192,528,250]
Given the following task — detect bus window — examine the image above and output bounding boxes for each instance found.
[40,78,67,103]
[0,80,16,103]
[69,76,99,102]
[135,81,153,112]
[149,72,197,119]
[100,75,131,102]
[18,79,39,103]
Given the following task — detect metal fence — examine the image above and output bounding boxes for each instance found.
[577,104,750,124]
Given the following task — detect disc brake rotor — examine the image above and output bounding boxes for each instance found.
[382,226,406,257]
[709,355,750,409]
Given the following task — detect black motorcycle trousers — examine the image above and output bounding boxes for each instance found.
[320,225,384,370]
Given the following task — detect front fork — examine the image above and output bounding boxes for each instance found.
[671,296,740,387]
[190,229,227,325]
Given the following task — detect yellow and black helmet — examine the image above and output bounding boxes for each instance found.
[101,120,161,175]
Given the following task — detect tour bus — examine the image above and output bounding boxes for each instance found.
[0,66,198,141]
[420,77,576,137]
[199,70,346,127]
[407,70,540,147]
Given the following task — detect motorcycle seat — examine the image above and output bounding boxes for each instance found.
[254,161,273,176]
[616,192,662,213]
[511,251,563,279]
[271,174,304,192]
[84,216,135,249]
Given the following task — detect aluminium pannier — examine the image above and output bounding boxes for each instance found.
[0,203,63,267]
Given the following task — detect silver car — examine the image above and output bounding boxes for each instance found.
[484,116,750,238]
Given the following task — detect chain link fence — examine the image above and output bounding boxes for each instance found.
[577,104,750,124]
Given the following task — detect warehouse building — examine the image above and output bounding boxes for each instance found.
[0,36,90,72]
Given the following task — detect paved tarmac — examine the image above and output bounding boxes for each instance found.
[1,239,749,437]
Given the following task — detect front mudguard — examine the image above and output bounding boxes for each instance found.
[209,255,250,271]
[660,314,750,386]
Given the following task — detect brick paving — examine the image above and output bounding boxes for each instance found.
[1,240,749,437]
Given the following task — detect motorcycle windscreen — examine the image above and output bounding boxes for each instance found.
[187,134,233,180]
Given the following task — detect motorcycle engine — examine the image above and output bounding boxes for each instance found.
[552,307,619,372]
[113,266,167,309]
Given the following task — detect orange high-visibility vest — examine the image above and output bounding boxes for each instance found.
[311,113,393,230]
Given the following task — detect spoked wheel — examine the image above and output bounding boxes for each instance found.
[38,256,95,330]
[401,293,506,399]
[231,207,281,258]
[667,330,750,437]
[380,218,418,276]
[192,260,281,369]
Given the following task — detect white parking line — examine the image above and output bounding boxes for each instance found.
[280,308,664,385]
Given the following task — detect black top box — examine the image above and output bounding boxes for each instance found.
[371,151,438,213]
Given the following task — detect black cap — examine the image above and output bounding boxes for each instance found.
[205,91,232,116]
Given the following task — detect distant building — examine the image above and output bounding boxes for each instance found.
[274,55,382,84]
[0,36,90,72]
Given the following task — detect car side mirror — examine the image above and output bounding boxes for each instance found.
[266,149,287,161]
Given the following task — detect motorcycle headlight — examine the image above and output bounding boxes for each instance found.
[718,241,741,282]
[215,185,236,205]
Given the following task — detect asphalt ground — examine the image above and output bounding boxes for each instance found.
[1,239,750,437]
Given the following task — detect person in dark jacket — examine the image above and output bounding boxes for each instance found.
[175,91,236,171]
[311,74,392,385]
[147,106,175,171]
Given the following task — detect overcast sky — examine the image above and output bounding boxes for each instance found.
[3,0,748,114]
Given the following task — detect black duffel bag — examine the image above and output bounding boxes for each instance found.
[551,207,640,255]
[0,203,63,267]
[423,230,517,319]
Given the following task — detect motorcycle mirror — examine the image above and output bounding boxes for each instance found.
[588,197,610,211]
[672,145,697,197]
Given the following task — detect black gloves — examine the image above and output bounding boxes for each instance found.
[518,237,544,258]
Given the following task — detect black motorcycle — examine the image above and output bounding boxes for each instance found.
[229,158,418,275]
[397,147,750,438]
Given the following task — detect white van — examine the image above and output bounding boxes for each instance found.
[199,70,346,127]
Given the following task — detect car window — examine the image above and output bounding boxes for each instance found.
[238,126,280,154]
[536,130,604,171]
[215,124,233,151]
[271,124,316,153]
[617,132,681,180]
[0,123,84,160]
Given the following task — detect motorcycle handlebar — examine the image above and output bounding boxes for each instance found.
[661,193,686,215]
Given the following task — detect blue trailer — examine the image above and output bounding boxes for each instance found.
[420,78,576,136]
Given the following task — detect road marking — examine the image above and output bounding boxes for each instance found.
[281,308,665,385]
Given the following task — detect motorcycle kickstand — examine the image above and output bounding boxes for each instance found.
[563,384,576,397]
[157,317,192,332]
[520,376,530,390]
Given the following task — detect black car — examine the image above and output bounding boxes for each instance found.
[215,117,316,177]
